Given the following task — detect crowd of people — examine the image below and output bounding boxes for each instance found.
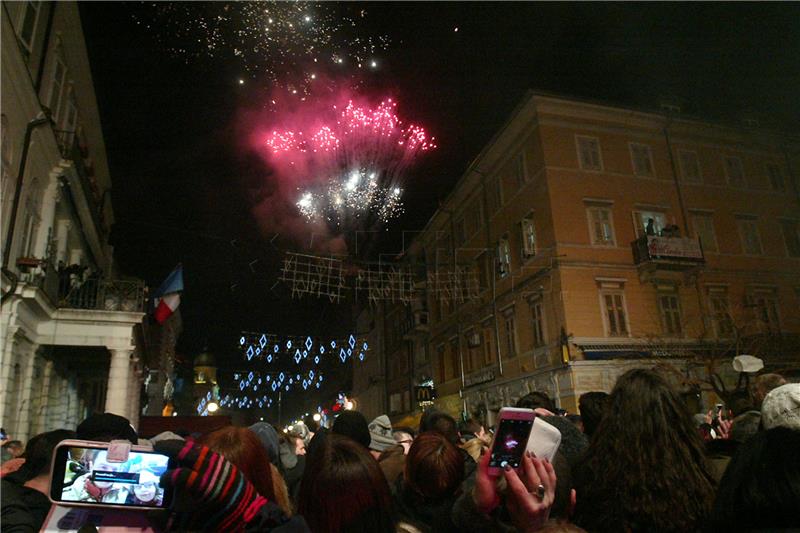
[1,367,798,532]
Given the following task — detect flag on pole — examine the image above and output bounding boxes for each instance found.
[153,265,183,323]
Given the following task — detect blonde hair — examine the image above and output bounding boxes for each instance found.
[460,437,487,463]
[270,463,292,516]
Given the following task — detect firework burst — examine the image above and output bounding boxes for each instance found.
[263,98,435,227]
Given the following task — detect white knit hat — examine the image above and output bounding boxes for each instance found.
[732,354,764,374]
[761,383,800,431]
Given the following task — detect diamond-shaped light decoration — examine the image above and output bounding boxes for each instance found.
[316,382,321,389]
[240,336,246,345]
[240,381,245,391]
[359,352,365,361]
[267,354,273,363]
[294,349,302,364]
[279,372,285,382]
[302,380,308,389]
[246,346,255,360]
[331,340,336,349]
[314,356,320,364]
[303,350,308,358]
[271,381,278,391]
[363,342,368,351]
[259,334,267,348]
[274,345,279,353]
[348,334,356,350]
[339,348,348,362]
[248,372,254,382]
[287,340,292,349]
[320,346,325,354]
[305,336,313,351]
[256,347,261,356]
[309,370,315,379]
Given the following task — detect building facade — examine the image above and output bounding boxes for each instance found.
[360,92,800,426]
[1,2,145,441]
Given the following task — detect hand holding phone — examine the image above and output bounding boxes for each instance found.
[487,408,536,477]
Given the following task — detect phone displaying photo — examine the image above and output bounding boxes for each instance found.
[488,408,535,476]
[49,440,174,511]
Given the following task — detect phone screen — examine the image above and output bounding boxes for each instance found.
[50,444,173,509]
[489,417,534,470]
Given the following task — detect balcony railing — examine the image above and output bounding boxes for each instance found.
[58,276,146,312]
[631,234,705,268]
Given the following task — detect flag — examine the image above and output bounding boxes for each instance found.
[153,265,183,324]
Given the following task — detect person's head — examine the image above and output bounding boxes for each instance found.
[459,437,487,463]
[331,411,371,449]
[18,429,75,480]
[90,451,121,490]
[458,418,487,443]
[2,440,24,458]
[516,391,556,412]
[760,382,800,431]
[709,426,800,530]
[578,391,610,438]
[292,435,306,456]
[418,411,460,446]
[297,433,395,532]
[730,411,761,444]
[368,415,396,454]
[405,432,464,501]
[248,422,280,465]
[77,413,138,443]
[132,471,160,503]
[200,426,276,501]
[572,368,715,533]
[752,373,787,407]
[393,430,414,454]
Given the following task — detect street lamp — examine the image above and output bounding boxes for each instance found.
[207,401,219,413]
[312,413,321,422]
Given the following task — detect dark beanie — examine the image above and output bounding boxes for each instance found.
[248,422,280,465]
[331,411,370,449]
[77,413,138,444]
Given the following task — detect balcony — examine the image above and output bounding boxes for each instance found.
[632,234,704,273]
[58,276,146,312]
[54,130,108,237]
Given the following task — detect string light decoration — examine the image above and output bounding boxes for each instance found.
[217,331,369,411]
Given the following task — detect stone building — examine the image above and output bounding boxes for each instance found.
[356,92,800,426]
[1,2,145,440]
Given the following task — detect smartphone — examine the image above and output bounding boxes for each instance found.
[488,407,535,476]
[525,417,562,463]
[49,440,175,511]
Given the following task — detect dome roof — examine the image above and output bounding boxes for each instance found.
[194,351,216,367]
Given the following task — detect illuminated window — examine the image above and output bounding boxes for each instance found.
[629,143,655,177]
[577,136,602,170]
[530,299,546,347]
[633,210,667,238]
[587,206,615,246]
[503,309,517,357]
[521,215,537,259]
[497,236,511,277]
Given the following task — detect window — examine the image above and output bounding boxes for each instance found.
[601,290,629,337]
[464,332,475,373]
[487,177,502,214]
[454,217,466,247]
[678,150,702,183]
[780,220,800,258]
[436,344,446,384]
[658,292,682,336]
[514,153,528,186]
[629,143,655,177]
[530,300,546,347]
[690,212,718,252]
[587,206,616,245]
[63,92,78,133]
[767,163,785,192]
[503,310,517,357]
[520,216,537,259]
[17,1,41,54]
[389,392,402,415]
[482,325,494,366]
[475,252,489,291]
[449,338,460,380]
[724,156,746,188]
[48,56,67,124]
[577,136,602,170]
[736,216,762,255]
[633,210,667,238]
[464,198,482,237]
[708,288,735,338]
[750,290,780,333]
[497,236,511,278]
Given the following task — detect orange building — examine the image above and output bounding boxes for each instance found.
[368,92,800,424]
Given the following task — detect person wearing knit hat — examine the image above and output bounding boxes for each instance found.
[331,411,371,449]
[248,422,280,465]
[368,415,396,457]
[76,413,138,444]
[761,383,800,431]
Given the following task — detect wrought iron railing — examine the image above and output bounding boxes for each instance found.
[58,276,146,312]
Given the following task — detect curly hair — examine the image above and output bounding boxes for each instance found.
[572,368,715,533]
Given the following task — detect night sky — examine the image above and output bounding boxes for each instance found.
[78,2,800,414]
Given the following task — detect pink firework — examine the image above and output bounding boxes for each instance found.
[261,97,436,225]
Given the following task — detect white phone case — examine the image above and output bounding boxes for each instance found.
[525,417,561,462]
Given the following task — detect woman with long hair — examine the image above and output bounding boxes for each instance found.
[297,433,395,532]
[201,426,278,507]
[572,368,715,532]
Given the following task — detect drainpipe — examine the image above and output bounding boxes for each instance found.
[1,111,52,306]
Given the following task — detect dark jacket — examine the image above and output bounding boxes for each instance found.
[1,479,52,532]
[377,444,406,492]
